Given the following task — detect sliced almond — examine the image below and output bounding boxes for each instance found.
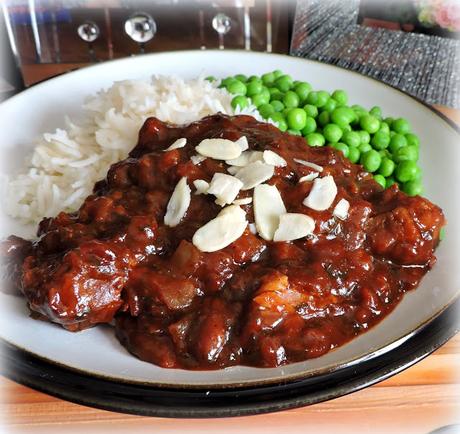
[298,173,319,183]
[225,150,263,167]
[233,197,253,206]
[273,213,315,242]
[302,175,337,211]
[236,161,275,190]
[196,138,241,160]
[333,198,350,220]
[193,179,210,195]
[207,173,243,206]
[293,158,324,172]
[164,177,191,227]
[248,223,257,235]
[163,137,187,152]
[191,154,207,165]
[253,184,287,241]
[227,166,241,175]
[236,136,249,152]
[192,205,247,252]
[263,150,287,167]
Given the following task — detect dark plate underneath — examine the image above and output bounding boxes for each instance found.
[2,297,459,418]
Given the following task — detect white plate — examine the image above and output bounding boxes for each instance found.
[0,50,459,388]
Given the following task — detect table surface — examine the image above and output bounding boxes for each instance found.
[1,105,459,434]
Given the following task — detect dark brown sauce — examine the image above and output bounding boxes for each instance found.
[12,114,445,369]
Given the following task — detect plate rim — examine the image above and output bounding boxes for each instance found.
[1,49,459,390]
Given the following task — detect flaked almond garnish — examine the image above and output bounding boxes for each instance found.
[248,223,257,235]
[263,150,287,167]
[227,166,241,175]
[333,198,350,220]
[164,177,191,227]
[233,197,252,205]
[207,173,243,206]
[192,205,247,252]
[236,136,249,152]
[196,138,241,160]
[273,213,315,242]
[293,158,324,172]
[253,184,286,241]
[298,173,319,183]
[236,161,275,190]
[191,154,207,165]
[193,179,210,195]
[163,137,187,152]
[302,175,337,211]
[225,150,263,167]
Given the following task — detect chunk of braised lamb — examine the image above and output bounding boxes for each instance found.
[22,240,134,331]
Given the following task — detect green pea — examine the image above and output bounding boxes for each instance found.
[342,124,352,132]
[360,149,382,172]
[318,111,330,127]
[270,113,288,132]
[369,106,382,119]
[388,134,408,154]
[332,89,348,106]
[378,157,395,177]
[294,82,312,102]
[282,108,291,118]
[374,174,386,188]
[342,131,361,147]
[331,142,349,158]
[274,74,293,92]
[248,75,260,82]
[316,91,330,107]
[403,180,423,196]
[251,92,270,107]
[394,146,418,162]
[303,104,318,118]
[246,81,263,97]
[270,90,284,101]
[306,133,326,147]
[286,108,307,130]
[205,75,217,82]
[261,72,275,86]
[384,117,394,127]
[231,95,249,110]
[272,69,283,79]
[413,165,422,181]
[234,74,247,82]
[270,100,285,112]
[358,130,371,144]
[301,117,317,135]
[439,227,446,241]
[359,143,372,153]
[360,115,380,134]
[323,98,337,113]
[392,118,411,134]
[331,106,355,126]
[395,160,418,182]
[386,177,396,188]
[283,91,300,108]
[227,80,247,95]
[406,133,420,147]
[221,77,237,87]
[258,103,275,119]
[371,131,390,150]
[348,146,360,163]
[323,123,343,143]
[306,91,319,106]
[287,129,302,136]
[352,104,367,113]
[379,122,390,135]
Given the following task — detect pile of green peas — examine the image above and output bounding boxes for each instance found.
[207,71,423,196]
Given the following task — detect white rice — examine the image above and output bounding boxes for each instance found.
[3,75,265,225]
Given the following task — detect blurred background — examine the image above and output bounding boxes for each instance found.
[1,0,459,106]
